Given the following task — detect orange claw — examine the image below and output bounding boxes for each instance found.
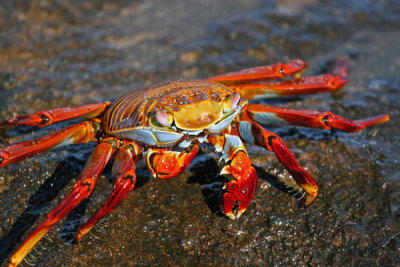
[145,145,199,179]
[207,134,258,219]
[221,151,258,219]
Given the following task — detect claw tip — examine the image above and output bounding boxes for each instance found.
[225,209,245,220]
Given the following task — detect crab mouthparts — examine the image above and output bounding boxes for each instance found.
[177,134,208,149]
[176,108,241,149]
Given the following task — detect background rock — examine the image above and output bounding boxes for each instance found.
[0,0,399,266]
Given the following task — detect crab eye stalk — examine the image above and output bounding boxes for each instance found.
[224,93,241,112]
[231,93,240,109]
[155,110,172,126]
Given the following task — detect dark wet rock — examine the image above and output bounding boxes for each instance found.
[0,72,17,92]
[0,0,399,266]
[180,0,400,74]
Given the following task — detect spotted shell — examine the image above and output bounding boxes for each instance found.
[102,80,245,146]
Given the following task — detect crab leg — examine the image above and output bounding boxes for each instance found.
[234,121,318,206]
[210,57,348,99]
[0,121,98,168]
[208,59,307,85]
[0,102,110,128]
[9,142,115,267]
[226,73,348,99]
[208,134,257,220]
[76,143,141,242]
[145,145,199,179]
[245,104,390,132]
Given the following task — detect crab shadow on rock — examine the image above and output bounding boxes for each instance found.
[186,147,305,218]
[0,156,84,265]
[0,150,151,266]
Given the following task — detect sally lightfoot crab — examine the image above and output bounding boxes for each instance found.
[1,58,389,266]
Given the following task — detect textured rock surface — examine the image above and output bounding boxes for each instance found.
[0,0,399,266]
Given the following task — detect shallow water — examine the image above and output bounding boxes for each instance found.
[0,0,399,266]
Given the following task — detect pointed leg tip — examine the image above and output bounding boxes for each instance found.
[371,114,390,126]
[283,59,308,75]
[378,114,390,123]
[8,258,19,267]
[225,212,236,220]
[9,225,51,267]
[76,226,93,243]
[333,77,349,89]
[237,208,246,218]
[357,114,390,128]
[300,194,317,207]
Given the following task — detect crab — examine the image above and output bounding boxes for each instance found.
[1,58,389,266]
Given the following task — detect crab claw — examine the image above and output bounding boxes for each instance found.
[220,151,257,219]
[145,146,199,179]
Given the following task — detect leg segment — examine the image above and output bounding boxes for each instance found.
[235,120,318,206]
[226,73,348,100]
[145,145,199,179]
[9,142,115,267]
[76,143,141,242]
[208,60,307,85]
[244,104,390,132]
[0,120,99,168]
[0,102,110,128]
[210,57,348,100]
[208,134,257,219]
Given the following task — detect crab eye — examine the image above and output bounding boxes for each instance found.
[155,110,171,126]
[231,93,240,109]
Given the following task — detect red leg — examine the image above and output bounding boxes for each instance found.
[210,57,348,100]
[244,104,390,132]
[234,120,318,206]
[227,73,348,100]
[208,134,257,219]
[0,121,99,168]
[76,143,142,242]
[145,145,199,179]
[208,60,307,85]
[0,102,110,128]
[9,142,115,267]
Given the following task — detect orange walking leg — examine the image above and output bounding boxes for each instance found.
[0,121,98,168]
[208,60,307,85]
[209,58,348,99]
[76,143,141,242]
[9,142,115,267]
[235,120,318,206]
[0,102,109,128]
[244,104,389,132]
